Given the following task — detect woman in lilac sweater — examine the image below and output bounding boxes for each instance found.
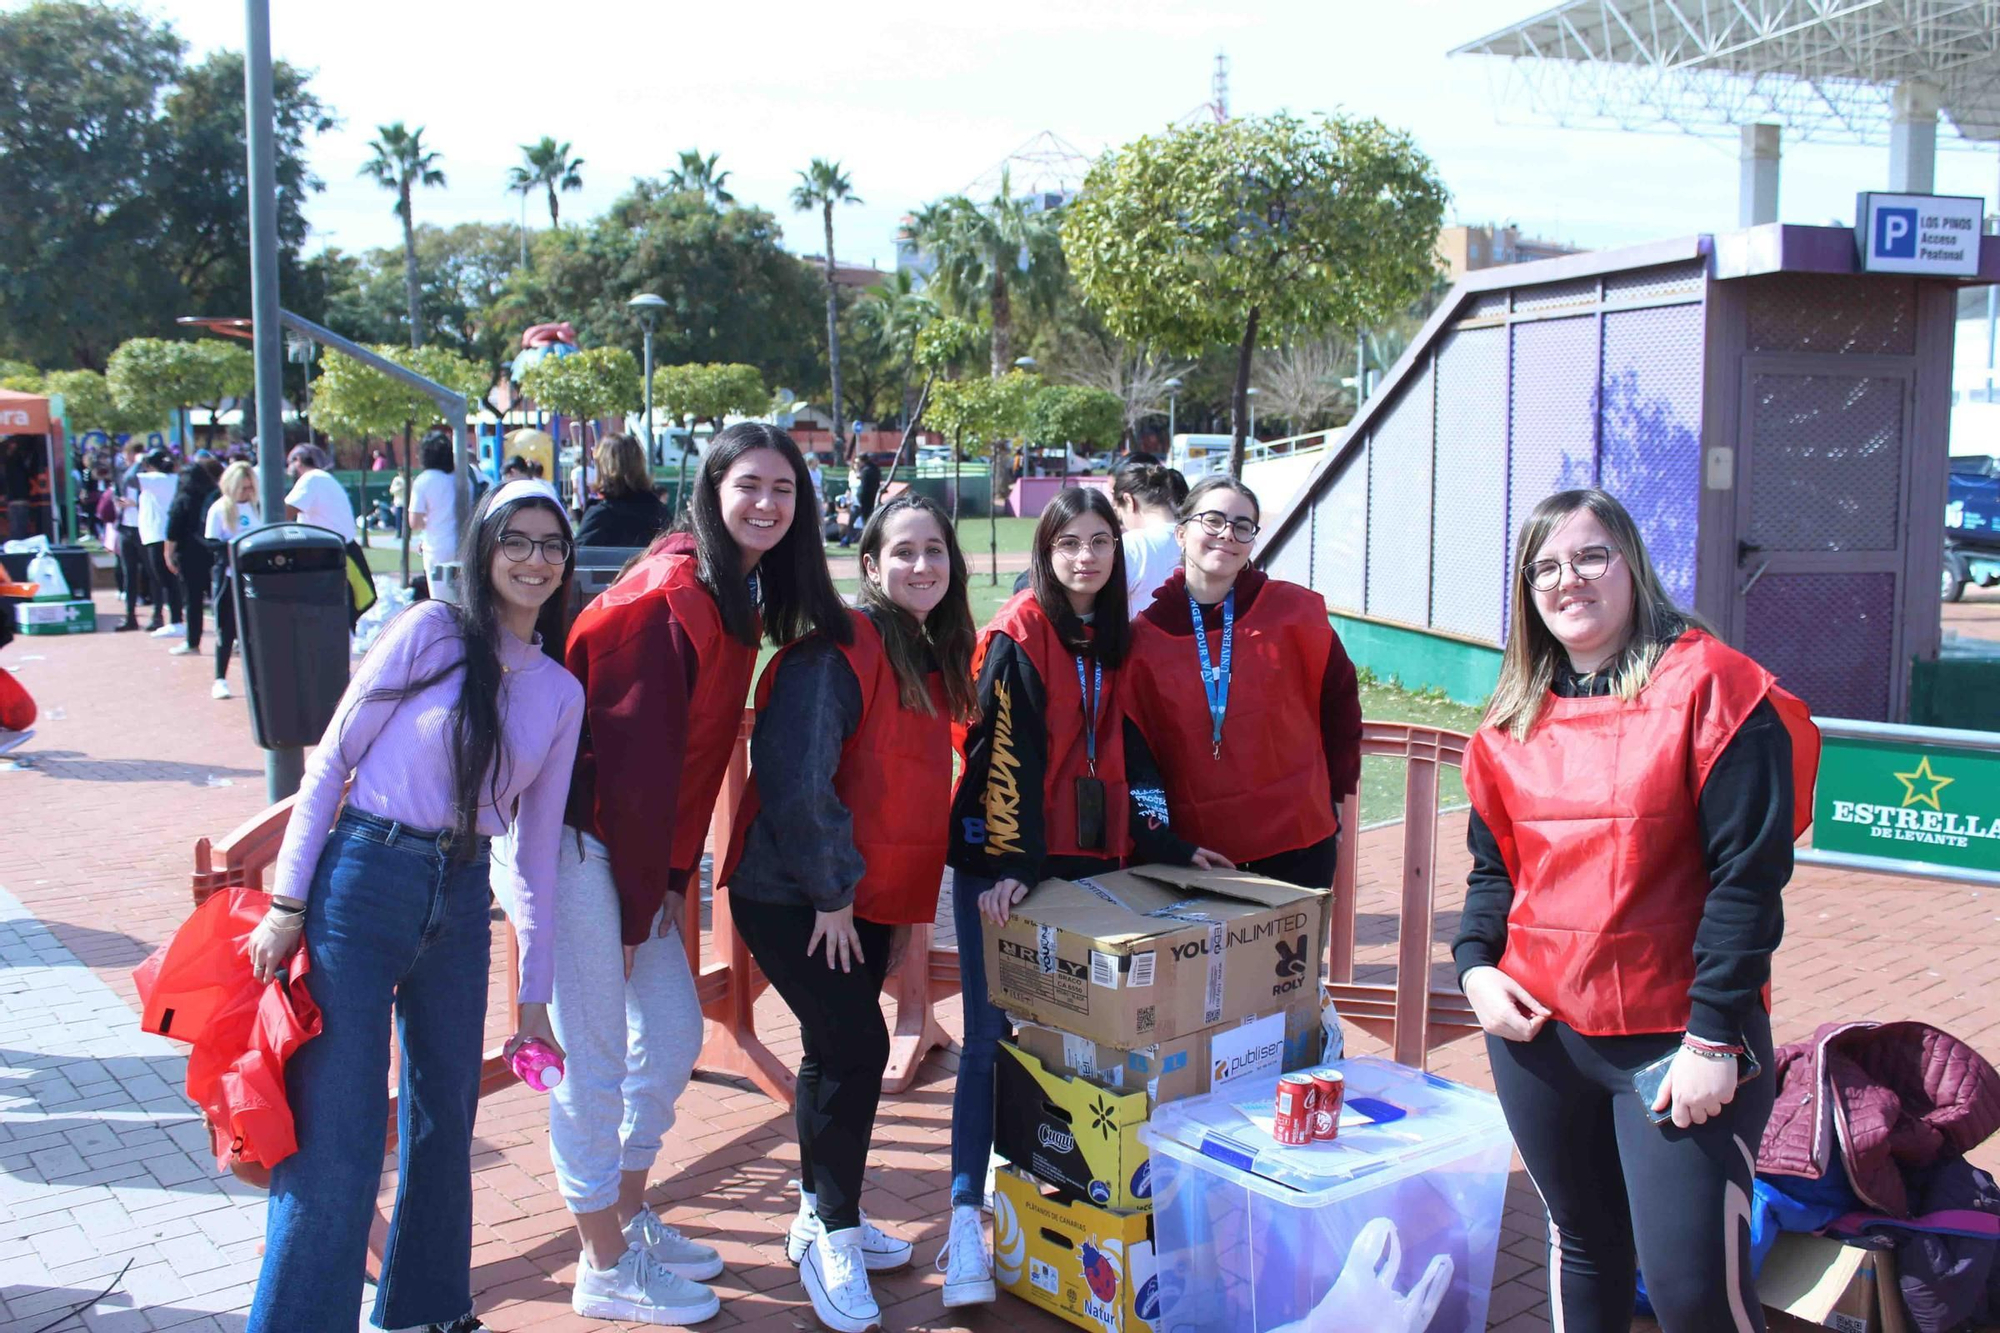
[244,479,584,1333]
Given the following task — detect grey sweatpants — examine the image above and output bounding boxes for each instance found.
[503,830,705,1214]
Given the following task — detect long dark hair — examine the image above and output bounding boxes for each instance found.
[663,421,850,648]
[1112,459,1187,514]
[1029,486,1129,666]
[340,487,576,854]
[855,493,978,721]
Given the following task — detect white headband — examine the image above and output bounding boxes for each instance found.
[486,478,571,533]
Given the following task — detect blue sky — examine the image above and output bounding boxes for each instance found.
[111,0,2000,266]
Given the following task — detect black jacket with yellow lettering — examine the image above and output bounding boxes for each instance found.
[948,630,1193,888]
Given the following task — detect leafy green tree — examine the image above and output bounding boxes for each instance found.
[849,270,938,427]
[911,171,1067,378]
[1064,112,1448,475]
[43,368,153,435]
[666,150,734,206]
[652,362,766,433]
[1025,384,1125,453]
[791,158,861,458]
[520,347,642,424]
[105,338,251,442]
[0,360,41,393]
[509,136,584,228]
[361,122,447,348]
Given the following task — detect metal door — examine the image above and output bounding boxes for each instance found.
[1729,356,1915,720]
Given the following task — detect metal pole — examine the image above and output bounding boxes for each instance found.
[642,326,656,467]
[1168,393,1176,445]
[245,0,302,801]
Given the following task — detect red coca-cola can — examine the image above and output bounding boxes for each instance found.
[1274,1073,1318,1146]
[1307,1068,1345,1141]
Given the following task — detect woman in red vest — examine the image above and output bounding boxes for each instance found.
[721,494,977,1333]
[1123,476,1363,887]
[1454,488,1819,1333]
[549,423,850,1326]
[938,486,1232,1307]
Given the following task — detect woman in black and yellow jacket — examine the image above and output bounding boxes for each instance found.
[938,486,1228,1309]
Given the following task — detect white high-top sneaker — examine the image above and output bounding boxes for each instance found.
[801,1226,880,1333]
[937,1204,997,1307]
[784,1180,913,1271]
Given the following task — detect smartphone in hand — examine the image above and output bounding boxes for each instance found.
[1634,1047,1763,1126]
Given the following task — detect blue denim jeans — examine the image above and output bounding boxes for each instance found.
[948,870,1014,1209]
[248,810,493,1333]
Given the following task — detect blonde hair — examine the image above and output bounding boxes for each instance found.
[214,461,256,532]
[593,432,652,500]
[1483,488,1708,741]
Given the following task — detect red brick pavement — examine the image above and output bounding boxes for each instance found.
[6,589,1999,1331]
[1944,586,2000,644]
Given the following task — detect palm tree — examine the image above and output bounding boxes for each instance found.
[508,137,584,229]
[360,122,447,348]
[911,170,1066,378]
[791,159,862,456]
[666,149,734,206]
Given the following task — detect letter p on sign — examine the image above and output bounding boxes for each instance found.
[1876,206,1918,258]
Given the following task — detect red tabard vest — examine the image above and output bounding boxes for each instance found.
[728,609,953,925]
[975,591,1133,861]
[574,550,757,874]
[1462,631,1821,1037]
[1124,578,1337,863]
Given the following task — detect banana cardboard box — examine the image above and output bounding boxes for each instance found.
[982,865,1330,1049]
[996,1041,1153,1209]
[1011,995,1322,1110]
[994,1164,1158,1333]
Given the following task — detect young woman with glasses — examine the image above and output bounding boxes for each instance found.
[545,423,850,1326]
[939,486,1232,1307]
[244,480,584,1333]
[1122,477,1363,888]
[1453,488,1819,1333]
[720,494,978,1333]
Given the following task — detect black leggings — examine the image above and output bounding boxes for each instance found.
[180,548,212,650]
[1487,1009,1776,1333]
[214,570,238,678]
[732,901,891,1231]
[117,525,150,624]
[145,541,183,625]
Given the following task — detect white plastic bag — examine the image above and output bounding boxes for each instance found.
[1276,1217,1454,1333]
[24,550,68,601]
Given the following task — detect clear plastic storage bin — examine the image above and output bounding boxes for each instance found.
[1139,1057,1513,1333]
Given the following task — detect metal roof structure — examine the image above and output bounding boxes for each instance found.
[1452,0,2000,146]
[960,131,1095,203]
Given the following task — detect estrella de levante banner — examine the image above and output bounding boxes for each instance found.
[1812,734,2000,876]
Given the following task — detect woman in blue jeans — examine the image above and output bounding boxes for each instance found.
[940,487,1229,1306]
[242,480,584,1333]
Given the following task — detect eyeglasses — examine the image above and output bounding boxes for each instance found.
[1186,510,1260,543]
[1524,544,1617,591]
[1052,534,1116,558]
[498,533,573,564]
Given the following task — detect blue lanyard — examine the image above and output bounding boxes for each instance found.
[1189,589,1233,759]
[1074,655,1102,775]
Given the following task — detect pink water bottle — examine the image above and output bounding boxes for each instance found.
[511,1038,565,1091]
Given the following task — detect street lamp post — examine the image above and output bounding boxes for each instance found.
[628,293,667,471]
[1246,386,1260,440]
[1164,376,1184,449]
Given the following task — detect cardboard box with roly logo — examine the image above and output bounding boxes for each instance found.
[982,865,1330,1050]
[1012,995,1322,1110]
[993,1165,1157,1333]
[995,1041,1154,1210]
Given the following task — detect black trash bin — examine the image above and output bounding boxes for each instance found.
[232,524,351,749]
[566,545,644,623]
[0,546,93,600]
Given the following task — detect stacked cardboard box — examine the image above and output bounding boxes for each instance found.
[11,599,95,635]
[979,865,1331,1332]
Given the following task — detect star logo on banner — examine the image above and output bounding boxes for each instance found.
[1894,756,1955,812]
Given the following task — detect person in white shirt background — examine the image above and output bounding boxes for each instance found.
[408,431,462,592]
[135,452,184,638]
[284,444,357,543]
[1110,456,1189,615]
[205,460,261,699]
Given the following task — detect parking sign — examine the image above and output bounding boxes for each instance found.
[1856,192,1982,276]
[1874,206,1918,258]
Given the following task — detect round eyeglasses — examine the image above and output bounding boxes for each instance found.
[1525,544,1617,591]
[498,533,574,565]
[1052,534,1116,558]
[1186,510,1261,543]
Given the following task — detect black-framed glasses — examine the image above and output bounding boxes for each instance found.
[1525,544,1617,591]
[498,533,573,564]
[1052,534,1116,557]
[1187,510,1260,543]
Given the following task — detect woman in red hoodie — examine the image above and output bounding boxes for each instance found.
[547,423,850,1326]
[1122,476,1362,887]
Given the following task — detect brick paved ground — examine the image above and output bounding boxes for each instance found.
[1944,586,2000,644]
[4,588,1998,1332]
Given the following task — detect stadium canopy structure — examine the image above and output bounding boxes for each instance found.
[1452,1,2000,213]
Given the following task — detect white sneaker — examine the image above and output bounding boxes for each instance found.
[210,679,232,699]
[571,1242,719,1325]
[168,643,197,656]
[150,623,184,638]
[785,1182,912,1272]
[937,1204,996,1307]
[0,729,31,758]
[624,1206,723,1281]
[801,1227,880,1333]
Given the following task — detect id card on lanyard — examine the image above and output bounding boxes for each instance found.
[1190,589,1233,760]
[1074,654,1106,850]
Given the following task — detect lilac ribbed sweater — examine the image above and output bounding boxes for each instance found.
[271,601,583,1003]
